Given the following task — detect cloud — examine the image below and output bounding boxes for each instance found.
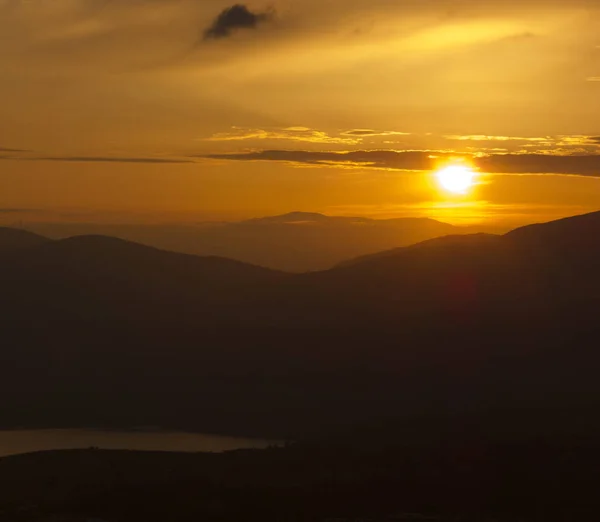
[549,136,600,148]
[28,156,193,164]
[199,150,441,171]
[198,149,600,177]
[0,147,29,152]
[342,129,411,137]
[0,208,34,214]
[203,4,273,40]
[445,135,600,153]
[343,130,380,136]
[445,135,550,143]
[475,154,600,176]
[204,127,361,145]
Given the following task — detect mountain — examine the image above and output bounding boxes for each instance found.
[506,209,600,252]
[0,226,49,254]
[0,211,598,438]
[243,211,336,223]
[0,234,285,322]
[24,212,481,272]
[329,210,600,306]
[336,232,501,268]
[338,209,600,270]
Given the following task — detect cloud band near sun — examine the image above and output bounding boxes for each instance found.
[198,150,600,177]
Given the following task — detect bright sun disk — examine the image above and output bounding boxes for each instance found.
[435,165,476,194]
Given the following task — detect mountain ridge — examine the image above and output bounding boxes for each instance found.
[0,226,50,254]
[335,210,600,269]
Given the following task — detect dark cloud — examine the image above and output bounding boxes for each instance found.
[31,156,193,164]
[200,150,440,170]
[203,4,272,40]
[475,154,600,176]
[199,150,600,177]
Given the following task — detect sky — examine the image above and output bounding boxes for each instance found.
[0,0,599,226]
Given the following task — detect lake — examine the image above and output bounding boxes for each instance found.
[0,429,277,458]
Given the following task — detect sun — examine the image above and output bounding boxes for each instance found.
[435,165,476,194]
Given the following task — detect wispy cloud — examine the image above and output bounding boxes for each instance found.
[445,135,600,155]
[552,136,600,146]
[445,135,549,143]
[0,208,35,214]
[204,127,362,145]
[0,147,30,153]
[342,129,411,138]
[445,135,600,146]
[29,156,193,164]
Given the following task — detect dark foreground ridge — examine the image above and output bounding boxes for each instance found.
[0,210,598,439]
[1,442,599,521]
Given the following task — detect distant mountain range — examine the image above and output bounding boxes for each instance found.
[0,211,598,438]
[23,211,504,272]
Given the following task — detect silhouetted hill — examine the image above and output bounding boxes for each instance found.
[2,442,600,521]
[0,234,285,322]
[0,226,49,254]
[25,212,476,272]
[326,211,600,319]
[26,234,284,284]
[0,211,598,439]
[506,209,600,251]
[336,233,501,268]
[244,211,335,223]
[339,211,600,271]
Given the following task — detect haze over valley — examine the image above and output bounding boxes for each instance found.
[16,211,507,272]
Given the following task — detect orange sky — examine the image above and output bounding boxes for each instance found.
[1,0,599,226]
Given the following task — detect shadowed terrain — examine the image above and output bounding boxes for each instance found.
[1,440,600,521]
[0,211,599,520]
[0,211,598,439]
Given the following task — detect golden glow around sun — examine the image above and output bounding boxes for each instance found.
[435,165,476,194]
